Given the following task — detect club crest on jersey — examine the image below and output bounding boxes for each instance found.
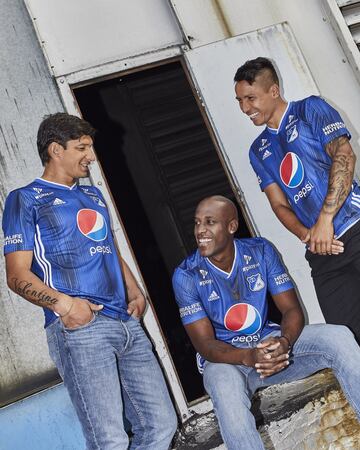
[77,209,108,241]
[246,273,265,292]
[286,125,298,143]
[280,152,304,188]
[224,303,261,334]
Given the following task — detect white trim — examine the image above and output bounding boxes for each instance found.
[62,45,186,86]
[34,224,55,289]
[206,242,237,278]
[267,102,291,134]
[335,217,360,238]
[36,178,77,190]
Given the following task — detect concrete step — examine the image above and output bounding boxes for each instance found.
[173,369,360,449]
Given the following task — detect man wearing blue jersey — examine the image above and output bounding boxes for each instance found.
[234,57,360,341]
[3,113,177,450]
[173,195,360,450]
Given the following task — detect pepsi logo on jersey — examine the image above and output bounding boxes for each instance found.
[279,152,314,204]
[77,209,112,256]
[224,303,261,334]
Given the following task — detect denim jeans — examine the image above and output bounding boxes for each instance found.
[46,313,177,450]
[203,324,360,450]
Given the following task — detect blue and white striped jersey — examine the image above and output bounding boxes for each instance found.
[249,96,360,238]
[173,238,293,347]
[3,178,129,327]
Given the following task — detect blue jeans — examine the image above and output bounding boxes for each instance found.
[203,324,360,450]
[46,313,177,450]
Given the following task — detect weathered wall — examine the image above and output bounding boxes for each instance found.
[0,0,64,405]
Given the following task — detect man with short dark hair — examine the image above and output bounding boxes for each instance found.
[172,195,360,450]
[234,57,360,340]
[3,113,177,450]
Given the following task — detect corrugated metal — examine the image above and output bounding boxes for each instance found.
[0,0,64,406]
[337,0,360,48]
[125,64,240,249]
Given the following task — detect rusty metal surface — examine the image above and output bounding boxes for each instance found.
[0,0,63,405]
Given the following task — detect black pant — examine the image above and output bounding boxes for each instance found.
[305,220,360,342]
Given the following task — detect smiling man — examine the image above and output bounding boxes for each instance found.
[234,57,360,341]
[2,113,177,450]
[172,195,360,450]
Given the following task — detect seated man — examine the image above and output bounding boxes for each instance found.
[172,195,360,450]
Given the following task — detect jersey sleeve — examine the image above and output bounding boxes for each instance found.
[249,148,276,191]
[2,190,36,255]
[304,96,351,148]
[263,239,294,295]
[172,268,207,325]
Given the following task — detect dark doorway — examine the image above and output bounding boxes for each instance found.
[74,61,251,402]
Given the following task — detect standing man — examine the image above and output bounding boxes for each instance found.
[3,113,177,450]
[234,57,360,340]
[172,195,360,450]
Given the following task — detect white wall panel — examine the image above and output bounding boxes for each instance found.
[185,23,324,323]
[172,0,360,156]
[25,0,183,77]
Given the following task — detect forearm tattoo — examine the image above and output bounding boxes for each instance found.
[324,136,355,215]
[12,278,58,306]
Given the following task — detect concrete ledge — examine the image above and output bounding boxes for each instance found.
[173,369,360,449]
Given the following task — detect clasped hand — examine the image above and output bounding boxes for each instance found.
[251,337,290,378]
[301,216,344,255]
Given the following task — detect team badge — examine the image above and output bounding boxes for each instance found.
[286,125,298,143]
[246,273,265,292]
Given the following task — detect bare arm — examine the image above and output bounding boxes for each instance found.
[264,183,344,255]
[308,136,355,254]
[265,183,309,240]
[5,251,103,328]
[119,257,146,318]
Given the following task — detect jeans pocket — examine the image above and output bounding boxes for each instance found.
[62,311,98,332]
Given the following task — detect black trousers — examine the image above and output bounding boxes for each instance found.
[305,220,360,342]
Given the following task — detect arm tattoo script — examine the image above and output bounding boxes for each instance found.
[324,136,355,215]
[12,278,58,306]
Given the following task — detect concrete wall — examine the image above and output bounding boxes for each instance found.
[0,0,64,405]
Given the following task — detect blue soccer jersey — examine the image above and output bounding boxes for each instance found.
[173,238,293,354]
[3,178,129,327]
[249,96,360,238]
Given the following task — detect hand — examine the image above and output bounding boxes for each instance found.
[127,295,146,319]
[252,337,290,378]
[60,297,103,329]
[301,223,344,255]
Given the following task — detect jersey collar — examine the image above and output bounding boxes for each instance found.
[35,177,78,190]
[266,102,292,135]
[206,242,238,279]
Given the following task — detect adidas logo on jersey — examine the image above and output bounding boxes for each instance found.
[261,139,267,146]
[33,187,42,194]
[208,290,220,301]
[53,198,65,205]
[262,149,272,160]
